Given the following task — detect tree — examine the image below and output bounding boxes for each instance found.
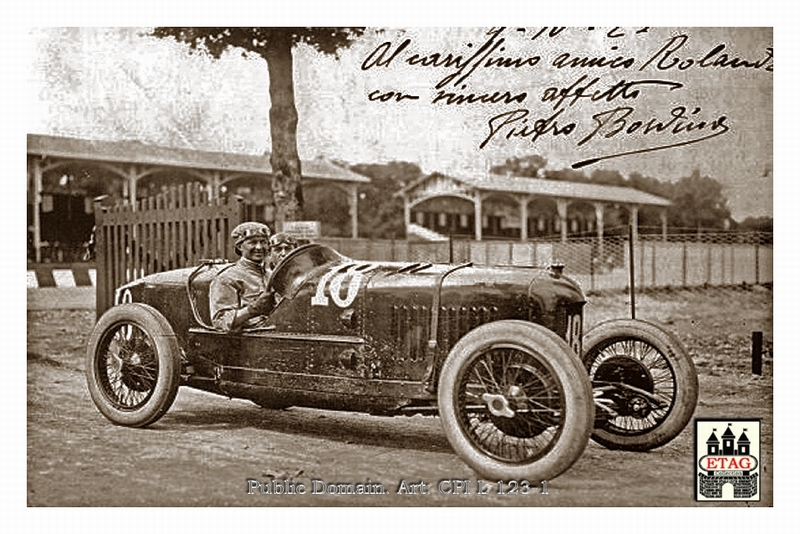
[737,216,773,232]
[588,169,626,187]
[543,167,588,183]
[628,171,673,198]
[151,27,365,228]
[669,170,731,231]
[351,161,423,239]
[490,155,548,178]
[303,185,351,237]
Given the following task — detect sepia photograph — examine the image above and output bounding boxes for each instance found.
[15,3,785,521]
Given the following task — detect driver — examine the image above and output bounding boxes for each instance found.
[209,222,275,331]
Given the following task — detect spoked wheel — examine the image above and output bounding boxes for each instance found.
[583,319,698,451]
[86,303,181,427]
[438,321,594,481]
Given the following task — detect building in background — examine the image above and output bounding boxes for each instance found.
[397,171,671,243]
[27,134,370,262]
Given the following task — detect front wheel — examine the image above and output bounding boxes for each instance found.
[583,319,698,451]
[86,303,182,427]
[438,320,594,482]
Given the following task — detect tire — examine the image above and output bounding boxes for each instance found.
[438,320,594,482]
[252,399,292,410]
[583,319,699,451]
[86,303,182,427]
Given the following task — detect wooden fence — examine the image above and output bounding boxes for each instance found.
[94,183,246,317]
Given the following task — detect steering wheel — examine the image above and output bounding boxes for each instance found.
[266,243,327,298]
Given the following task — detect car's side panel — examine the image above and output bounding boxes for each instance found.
[362,265,554,383]
[185,329,433,413]
[362,267,441,382]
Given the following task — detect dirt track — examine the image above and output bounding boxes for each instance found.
[27,288,773,507]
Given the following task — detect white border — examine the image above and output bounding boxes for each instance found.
[5,0,794,531]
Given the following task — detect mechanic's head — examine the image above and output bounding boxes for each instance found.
[231,222,271,261]
[268,232,299,267]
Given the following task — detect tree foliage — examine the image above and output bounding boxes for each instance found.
[302,161,421,239]
[351,162,423,239]
[489,154,736,231]
[150,27,365,227]
[628,171,673,199]
[669,170,731,230]
[737,216,773,232]
[151,28,365,59]
[542,167,586,183]
[490,155,548,178]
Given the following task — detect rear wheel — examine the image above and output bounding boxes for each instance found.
[438,321,594,481]
[583,319,698,451]
[86,303,181,427]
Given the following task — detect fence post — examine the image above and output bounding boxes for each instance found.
[628,224,636,319]
[682,239,687,288]
[639,231,645,290]
[93,198,108,319]
[751,331,763,375]
[651,240,656,289]
[755,237,760,284]
[449,229,453,264]
[730,243,735,285]
[720,241,725,285]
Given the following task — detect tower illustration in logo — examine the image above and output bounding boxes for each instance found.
[695,420,760,501]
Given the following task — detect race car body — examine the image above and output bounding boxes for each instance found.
[87,243,697,481]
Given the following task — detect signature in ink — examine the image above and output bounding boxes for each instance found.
[480,109,576,149]
[479,105,730,167]
[573,105,730,167]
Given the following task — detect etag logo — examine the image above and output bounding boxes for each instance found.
[695,420,760,501]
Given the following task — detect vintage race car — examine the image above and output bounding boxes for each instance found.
[86,243,698,481]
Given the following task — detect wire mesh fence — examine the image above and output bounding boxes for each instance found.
[319,228,773,297]
[321,228,773,367]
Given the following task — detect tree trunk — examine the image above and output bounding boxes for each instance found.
[264,31,303,230]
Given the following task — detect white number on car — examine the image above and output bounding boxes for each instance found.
[311,264,376,308]
[566,313,582,356]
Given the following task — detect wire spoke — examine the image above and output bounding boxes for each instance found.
[97,323,158,410]
[590,339,677,435]
[457,346,564,464]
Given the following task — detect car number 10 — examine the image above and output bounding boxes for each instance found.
[311,264,375,308]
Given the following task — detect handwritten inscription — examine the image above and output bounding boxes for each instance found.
[541,76,683,111]
[359,27,772,167]
[640,35,773,72]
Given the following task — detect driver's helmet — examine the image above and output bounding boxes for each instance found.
[232,222,271,245]
[231,222,271,255]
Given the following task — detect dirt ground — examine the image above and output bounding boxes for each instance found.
[26,287,773,507]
